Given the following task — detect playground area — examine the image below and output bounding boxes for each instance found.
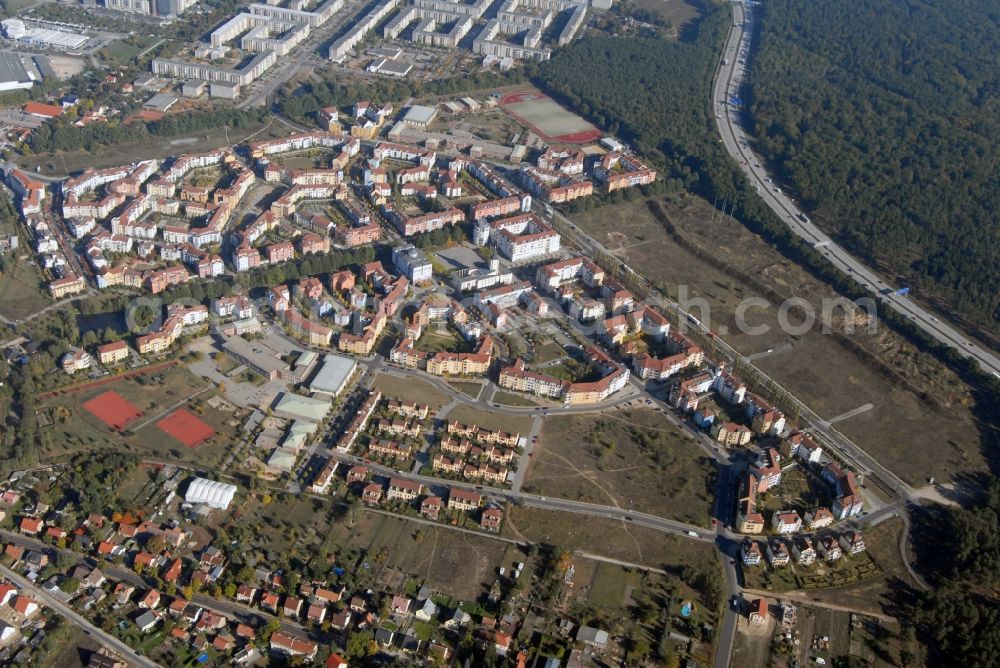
[156,409,216,448]
[82,391,142,431]
[500,91,601,144]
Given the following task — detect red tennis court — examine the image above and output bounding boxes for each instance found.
[156,409,215,448]
[82,391,143,431]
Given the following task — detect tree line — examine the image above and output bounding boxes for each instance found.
[907,481,1000,665]
[26,108,269,155]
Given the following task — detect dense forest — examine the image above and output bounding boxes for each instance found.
[528,2,1000,388]
[532,2,729,189]
[907,483,1000,665]
[748,0,1000,334]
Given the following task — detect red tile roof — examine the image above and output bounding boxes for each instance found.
[23,102,63,118]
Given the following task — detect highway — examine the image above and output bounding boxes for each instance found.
[713,2,1000,378]
[0,564,160,668]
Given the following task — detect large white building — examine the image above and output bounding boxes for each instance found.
[476,213,560,263]
[184,478,237,510]
[100,0,199,18]
[392,244,433,283]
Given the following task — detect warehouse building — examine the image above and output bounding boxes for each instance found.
[307,354,358,397]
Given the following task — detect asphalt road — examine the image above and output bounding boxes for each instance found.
[714,534,742,668]
[713,3,1000,378]
[0,564,160,668]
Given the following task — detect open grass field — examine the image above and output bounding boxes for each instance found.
[96,35,161,67]
[249,508,519,601]
[523,407,716,526]
[444,405,535,435]
[570,195,988,485]
[441,108,521,146]
[38,364,238,470]
[372,372,451,408]
[504,506,717,577]
[530,336,566,364]
[631,0,703,31]
[0,258,50,321]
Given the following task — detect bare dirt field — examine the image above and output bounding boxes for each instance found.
[524,407,717,526]
[444,404,535,435]
[504,506,717,575]
[570,195,989,485]
[372,372,451,408]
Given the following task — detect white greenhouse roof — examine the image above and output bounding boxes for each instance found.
[184,477,237,509]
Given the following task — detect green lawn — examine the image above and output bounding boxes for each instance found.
[531,337,566,364]
[540,358,592,382]
[492,390,541,407]
[414,329,464,354]
[0,258,51,321]
[96,35,161,67]
[586,562,634,608]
